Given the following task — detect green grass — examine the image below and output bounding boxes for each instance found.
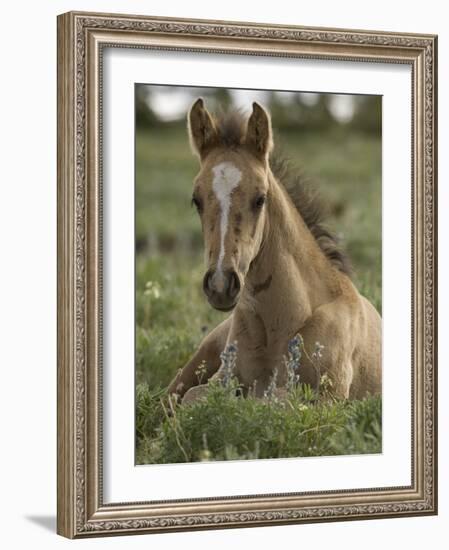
[135,124,382,464]
[136,253,224,389]
[136,378,382,464]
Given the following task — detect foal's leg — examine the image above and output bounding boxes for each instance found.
[167,316,232,399]
[299,298,358,399]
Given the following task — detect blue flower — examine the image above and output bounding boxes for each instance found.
[220,341,238,387]
[285,333,302,390]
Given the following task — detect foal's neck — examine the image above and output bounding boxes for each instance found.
[244,171,340,328]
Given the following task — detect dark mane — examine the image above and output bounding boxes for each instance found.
[269,154,352,276]
[214,110,352,276]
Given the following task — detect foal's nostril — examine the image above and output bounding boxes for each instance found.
[203,270,213,296]
[227,271,241,299]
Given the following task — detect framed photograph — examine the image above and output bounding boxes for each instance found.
[57,11,438,538]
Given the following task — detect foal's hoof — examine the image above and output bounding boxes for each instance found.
[181,385,209,405]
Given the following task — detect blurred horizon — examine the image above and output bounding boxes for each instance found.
[136,84,381,133]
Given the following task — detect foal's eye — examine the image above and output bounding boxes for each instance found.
[253,194,266,210]
[191,196,202,213]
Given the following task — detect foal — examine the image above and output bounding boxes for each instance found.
[168,99,381,402]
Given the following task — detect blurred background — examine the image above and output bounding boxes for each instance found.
[135,85,381,393]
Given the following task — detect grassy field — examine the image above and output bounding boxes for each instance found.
[135,123,382,464]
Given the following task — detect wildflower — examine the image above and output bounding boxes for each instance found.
[285,333,302,390]
[320,373,333,390]
[220,341,238,387]
[199,433,212,461]
[144,280,161,299]
[199,449,212,461]
[264,368,278,399]
[195,361,208,384]
[312,341,325,360]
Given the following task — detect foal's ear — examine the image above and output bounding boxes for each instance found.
[245,102,273,161]
[188,98,218,160]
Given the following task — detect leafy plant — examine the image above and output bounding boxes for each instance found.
[136,339,382,464]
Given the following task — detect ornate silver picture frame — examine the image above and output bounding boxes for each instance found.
[57,11,437,538]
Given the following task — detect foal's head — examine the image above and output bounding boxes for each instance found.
[188,98,273,311]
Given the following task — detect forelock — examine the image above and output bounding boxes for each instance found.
[214,109,247,148]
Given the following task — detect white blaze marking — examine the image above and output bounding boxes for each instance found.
[212,162,242,279]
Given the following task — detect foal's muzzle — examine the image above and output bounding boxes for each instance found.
[203,268,241,311]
